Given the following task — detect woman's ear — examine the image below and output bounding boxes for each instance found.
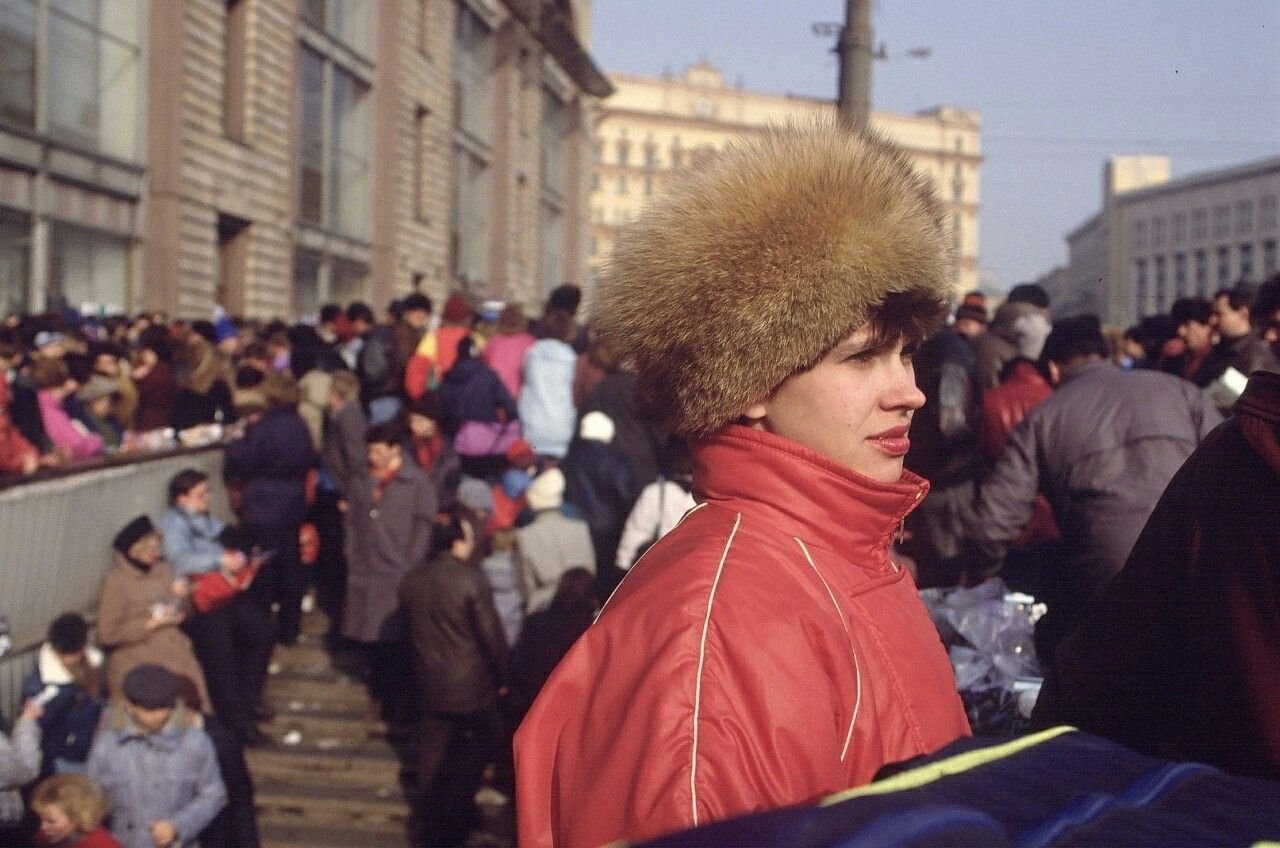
[741,401,768,423]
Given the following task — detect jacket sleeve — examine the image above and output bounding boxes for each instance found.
[1188,384,1225,441]
[170,731,227,842]
[616,484,660,570]
[0,718,40,789]
[968,413,1041,566]
[160,512,222,578]
[467,573,511,689]
[95,573,150,649]
[409,478,439,570]
[515,538,549,612]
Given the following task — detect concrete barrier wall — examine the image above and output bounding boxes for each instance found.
[0,448,230,721]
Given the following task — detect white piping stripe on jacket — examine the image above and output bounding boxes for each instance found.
[689,511,741,826]
[795,537,862,763]
[598,502,709,618]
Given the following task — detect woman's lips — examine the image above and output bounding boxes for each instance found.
[867,425,911,457]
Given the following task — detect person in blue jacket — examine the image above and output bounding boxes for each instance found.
[21,613,104,777]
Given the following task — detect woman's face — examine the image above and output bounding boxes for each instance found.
[36,804,74,842]
[127,532,163,566]
[408,413,437,440]
[745,325,925,483]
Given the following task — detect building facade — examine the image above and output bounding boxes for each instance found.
[0,0,610,321]
[588,61,983,297]
[1057,155,1280,326]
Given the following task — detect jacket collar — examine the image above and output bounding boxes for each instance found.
[692,425,929,568]
[38,642,104,685]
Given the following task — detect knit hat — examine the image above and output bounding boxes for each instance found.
[594,121,951,437]
[113,515,156,554]
[524,467,565,512]
[578,411,615,444]
[121,663,180,709]
[76,374,119,403]
[457,476,494,513]
[442,294,472,323]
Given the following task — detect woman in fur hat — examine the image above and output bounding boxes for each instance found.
[514,122,971,847]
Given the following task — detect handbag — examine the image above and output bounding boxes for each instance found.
[190,562,258,614]
[454,419,522,457]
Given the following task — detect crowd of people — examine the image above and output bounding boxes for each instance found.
[3,121,1280,847]
[0,282,697,846]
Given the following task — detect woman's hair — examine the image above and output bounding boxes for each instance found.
[31,774,108,835]
[30,356,71,390]
[168,468,209,504]
[496,305,528,335]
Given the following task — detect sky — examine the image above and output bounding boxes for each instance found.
[589,1,1280,291]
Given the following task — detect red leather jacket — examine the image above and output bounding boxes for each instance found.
[514,426,969,847]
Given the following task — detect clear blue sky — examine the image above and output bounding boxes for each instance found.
[590,1,1280,291]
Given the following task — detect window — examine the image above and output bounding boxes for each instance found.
[294,248,322,317]
[451,5,494,292]
[1264,240,1277,276]
[643,175,653,196]
[617,176,628,195]
[0,209,31,318]
[1172,213,1186,245]
[414,107,430,222]
[0,0,36,128]
[46,0,143,159]
[670,138,683,169]
[1132,220,1147,250]
[589,236,598,257]
[300,0,374,56]
[330,256,368,304]
[952,179,963,203]
[643,142,657,170]
[296,45,326,225]
[1194,249,1208,296]
[1217,245,1231,285]
[1154,255,1167,313]
[1262,195,1278,230]
[539,88,569,292]
[1174,252,1187,297]
[1213,205,1230,238]
[47,223,129,313]
[1135,258,1149,317]
[1239,242,1254,281]
[616,139,630,167]
[1191,209,1207,240]
[1152,217,1166,248]
[1236,200,1254,235]
[224,0,248,139]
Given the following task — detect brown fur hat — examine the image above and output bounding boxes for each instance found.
[594,121,952,437]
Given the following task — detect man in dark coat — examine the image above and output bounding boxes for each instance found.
[348,301,401,424]
[961,315,1221,657]
[341,421,437,720]
[903,312,985,584]
[1034,371,1280,779]
[561,411,638,598]
[578,369,664,491]
[224,376,318,646]
[399,508,509,847]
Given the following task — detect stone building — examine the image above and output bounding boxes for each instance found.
[0,0,610,321]
[1055,154,1280,326]
[588,61,983,297]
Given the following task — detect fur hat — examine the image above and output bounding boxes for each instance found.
[594,121,951,437]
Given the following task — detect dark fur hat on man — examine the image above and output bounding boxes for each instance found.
[594,121,952,437]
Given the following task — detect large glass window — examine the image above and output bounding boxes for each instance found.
[451,6,494,292]
[294,248,322,317]
[0,209,30,318]
[47,0,141,159]
[330,67,371,239]
[452,145,490,289]
[48,223,129,314]
[295,43,371,239]
[455,6,494,146]
[301,0,373,56]
[297,45,325,224]
[540,89,568,201]
[0,0,36,128]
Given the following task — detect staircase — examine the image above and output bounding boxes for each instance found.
[246,606,515,848]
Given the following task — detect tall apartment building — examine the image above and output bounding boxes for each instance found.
[1051,155,1280,326]
[588,61,983,296]
[0,0,610,320]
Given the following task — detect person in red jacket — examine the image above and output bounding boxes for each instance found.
[513,122,970,848]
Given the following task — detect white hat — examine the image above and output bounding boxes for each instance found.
[578,411,615,444]
[525,467,566,512]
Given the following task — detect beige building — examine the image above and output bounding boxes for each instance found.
[588,61,982,297]
[0,0,610,321]
[1056,155,1280,326]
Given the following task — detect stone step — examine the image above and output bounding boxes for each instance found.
[255,777,410,834]
[247,747,406,791]
[259,819,413,848]
[264,671,375,711]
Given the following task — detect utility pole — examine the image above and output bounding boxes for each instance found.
[836,0,873,130]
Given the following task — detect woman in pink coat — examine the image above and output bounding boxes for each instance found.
[481,306,536,400]
[32,358,103,460]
